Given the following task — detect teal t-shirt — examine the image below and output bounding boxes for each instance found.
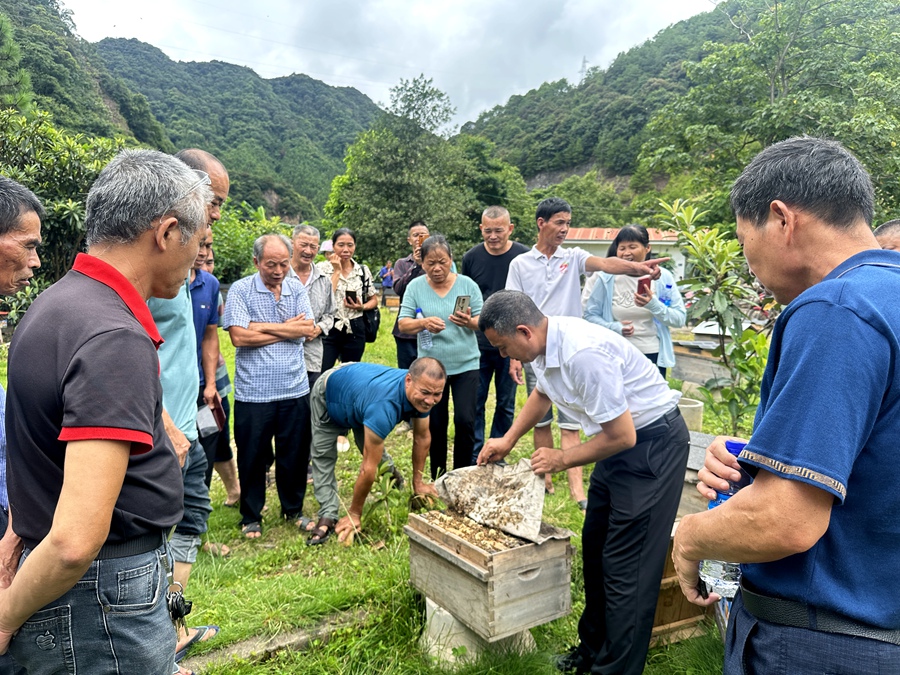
[399,274,483,376]
[148,279,201,441]
[325,363,428,440]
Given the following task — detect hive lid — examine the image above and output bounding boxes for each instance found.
[435,459,559,543]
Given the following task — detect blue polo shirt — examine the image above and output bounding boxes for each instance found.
[325,363,428,440]
[739,249,900,629]
[222,273,312,403]
[148,279,201,441]
[189,269,220,385]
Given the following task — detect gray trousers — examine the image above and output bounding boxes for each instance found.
[309,369,397,521]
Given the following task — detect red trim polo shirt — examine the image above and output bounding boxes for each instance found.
[6,254,184,549]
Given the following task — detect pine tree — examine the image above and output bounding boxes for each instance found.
[0,13,32,113]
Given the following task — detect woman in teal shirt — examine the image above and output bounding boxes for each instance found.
[398,235,483,479]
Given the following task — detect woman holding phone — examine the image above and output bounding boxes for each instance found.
[398,234,484,479]
[318,228,378,370]
[584,224,685,377]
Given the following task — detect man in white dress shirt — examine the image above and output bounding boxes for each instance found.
[477,290,690,675]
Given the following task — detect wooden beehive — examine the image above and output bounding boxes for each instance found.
[650,520,711,646]
[405,513,573,643]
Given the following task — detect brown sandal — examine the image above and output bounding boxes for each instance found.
[306,517,336,546]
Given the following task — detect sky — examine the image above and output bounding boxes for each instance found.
[62,0,717,126]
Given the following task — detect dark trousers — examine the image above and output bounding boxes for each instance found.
[473,348,517,460]
[395,336,418,370]
[725,591,900,673]
[322,325,366,371]
[234,396,310,525]
[198,389,233,486]
[428,369,479,480]
[578,409,690,675]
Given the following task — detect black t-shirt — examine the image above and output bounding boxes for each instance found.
[461,242,530,351]
[7,254,184,549]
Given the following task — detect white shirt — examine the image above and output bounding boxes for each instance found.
[506,245,591,317]
[531,317,680,435]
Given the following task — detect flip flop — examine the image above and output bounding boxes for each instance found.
[241,522,261,539]
[306,517,336,546]
[175,624,220,662]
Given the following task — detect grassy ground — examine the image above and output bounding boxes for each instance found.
[1,310,725,673]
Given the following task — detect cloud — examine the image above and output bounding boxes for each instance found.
[63,0,716,124]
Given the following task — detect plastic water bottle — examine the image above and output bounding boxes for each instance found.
[659,283,673,306]
[416,308,433,351]
[698,440,753,599]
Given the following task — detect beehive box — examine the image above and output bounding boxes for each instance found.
[650,520,711,646]
[405,512,573,643]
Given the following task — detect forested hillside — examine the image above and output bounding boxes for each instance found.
[0,0,170,146]
[460,4,738,178]
[96,38,381,217]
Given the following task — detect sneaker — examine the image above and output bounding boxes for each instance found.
[554,645,591,674]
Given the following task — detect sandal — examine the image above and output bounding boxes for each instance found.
[296,516,316,532]
[241,522,262,539]
[306,517,336,546]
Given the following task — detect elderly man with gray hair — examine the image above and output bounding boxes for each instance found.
[223,234,317,539]
[1,149,208,674]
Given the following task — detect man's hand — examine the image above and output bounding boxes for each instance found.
[412,245,423,265]
[697,436,747,500]
[335,513,361,545]
[0,621,16,656]
[0,517,23,591]
[508,359,524,385]
[163,410,190,467]
[531,447,566,475]
[477,437,513,465]
[413,482,438,498]
[672,514,721,607]
[203,384,218,408]
[620,320,634,337]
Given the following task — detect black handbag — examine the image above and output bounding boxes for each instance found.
[360,267,380,343]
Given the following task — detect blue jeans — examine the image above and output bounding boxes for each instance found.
[726,591,900,674]
[8,543,177,674]
[171,438,211,564]
[473,348,517,460]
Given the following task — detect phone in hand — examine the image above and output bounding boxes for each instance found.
[637,276,652,296]
[453,295,471,314]
[416,233,428,248]
[345,289,358,303]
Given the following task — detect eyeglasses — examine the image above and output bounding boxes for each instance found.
[164,170,211,215]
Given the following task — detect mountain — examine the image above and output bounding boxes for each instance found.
[460,4,739,179]
[95,38,382,216]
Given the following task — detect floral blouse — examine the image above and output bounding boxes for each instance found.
[315,259,376,333]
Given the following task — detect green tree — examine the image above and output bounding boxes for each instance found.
[212,202,291,283]
[0,13,32,112]
[532,171,631,230]
[639,0,900,221]
[0,109,121,280]
[326,78,528,266]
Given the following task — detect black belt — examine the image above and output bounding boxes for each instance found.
[634,407,682,444]
[96,531,166,560]
[740,579,900,646]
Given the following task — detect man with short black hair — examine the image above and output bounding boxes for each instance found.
[0,176,43,675]
[307,358,445,545]
[675,137,900,673]
[478,289,689,675]
[392,220,430,369]
[462,206,530,460]
[224,234,317,539]
[0,149,207,673]
[506,197,666,506]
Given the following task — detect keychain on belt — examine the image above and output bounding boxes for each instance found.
[159,548,192,630]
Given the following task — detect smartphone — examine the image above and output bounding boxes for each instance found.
[637,276,652,296]
[345,289,358,303]
[454,295,471,314]
[416,233,428,248]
